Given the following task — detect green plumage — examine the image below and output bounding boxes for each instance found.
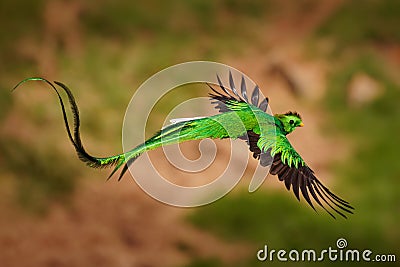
[13,74,354,218]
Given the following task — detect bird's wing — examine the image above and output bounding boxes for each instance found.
[256,134,354,219]
[208,71,269,113]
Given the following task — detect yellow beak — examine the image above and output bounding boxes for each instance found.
[299,122,304,127]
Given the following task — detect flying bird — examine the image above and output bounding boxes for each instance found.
[14,73,353,218]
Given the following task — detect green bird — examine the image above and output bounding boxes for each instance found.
[14,73,353,218]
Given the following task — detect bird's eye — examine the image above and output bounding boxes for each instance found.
[289,119,294,124]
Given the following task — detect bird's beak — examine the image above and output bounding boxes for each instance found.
[299,122,304,127]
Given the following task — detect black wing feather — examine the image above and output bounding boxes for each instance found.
[270,154,354,219]
[239,130,274,168]
[228,70,243,100]
[208,73,269,113]
[251,85,260,106]
[259,97,269,112]
[240,76,248,102]
[242,131,262,159]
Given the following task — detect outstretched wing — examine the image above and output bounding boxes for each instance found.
[208,71,269,113]
[256,135,354,218]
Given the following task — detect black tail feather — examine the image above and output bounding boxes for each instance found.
[13,78,120,170]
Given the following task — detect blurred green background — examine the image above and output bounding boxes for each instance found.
[0,0,399,266]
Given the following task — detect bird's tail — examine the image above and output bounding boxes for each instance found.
[13,78,138,180]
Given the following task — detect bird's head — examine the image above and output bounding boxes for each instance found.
[275,111,304,134]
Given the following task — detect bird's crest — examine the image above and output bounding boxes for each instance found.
[284,111,302,119]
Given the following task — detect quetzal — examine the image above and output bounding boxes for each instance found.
[14,73,353,218]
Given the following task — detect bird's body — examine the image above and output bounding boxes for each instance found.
[14,74,353,218]
[103,101,276,178]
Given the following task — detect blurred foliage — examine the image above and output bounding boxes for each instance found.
[316,0,400,50]
[182,258,222,267]
[80,0,273,79]
[325,54,400,223]
[0,138,79,213]
[83,0,271,40]
[0,83,13,121]
[0,0,273,77]
[0,0,44,72]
